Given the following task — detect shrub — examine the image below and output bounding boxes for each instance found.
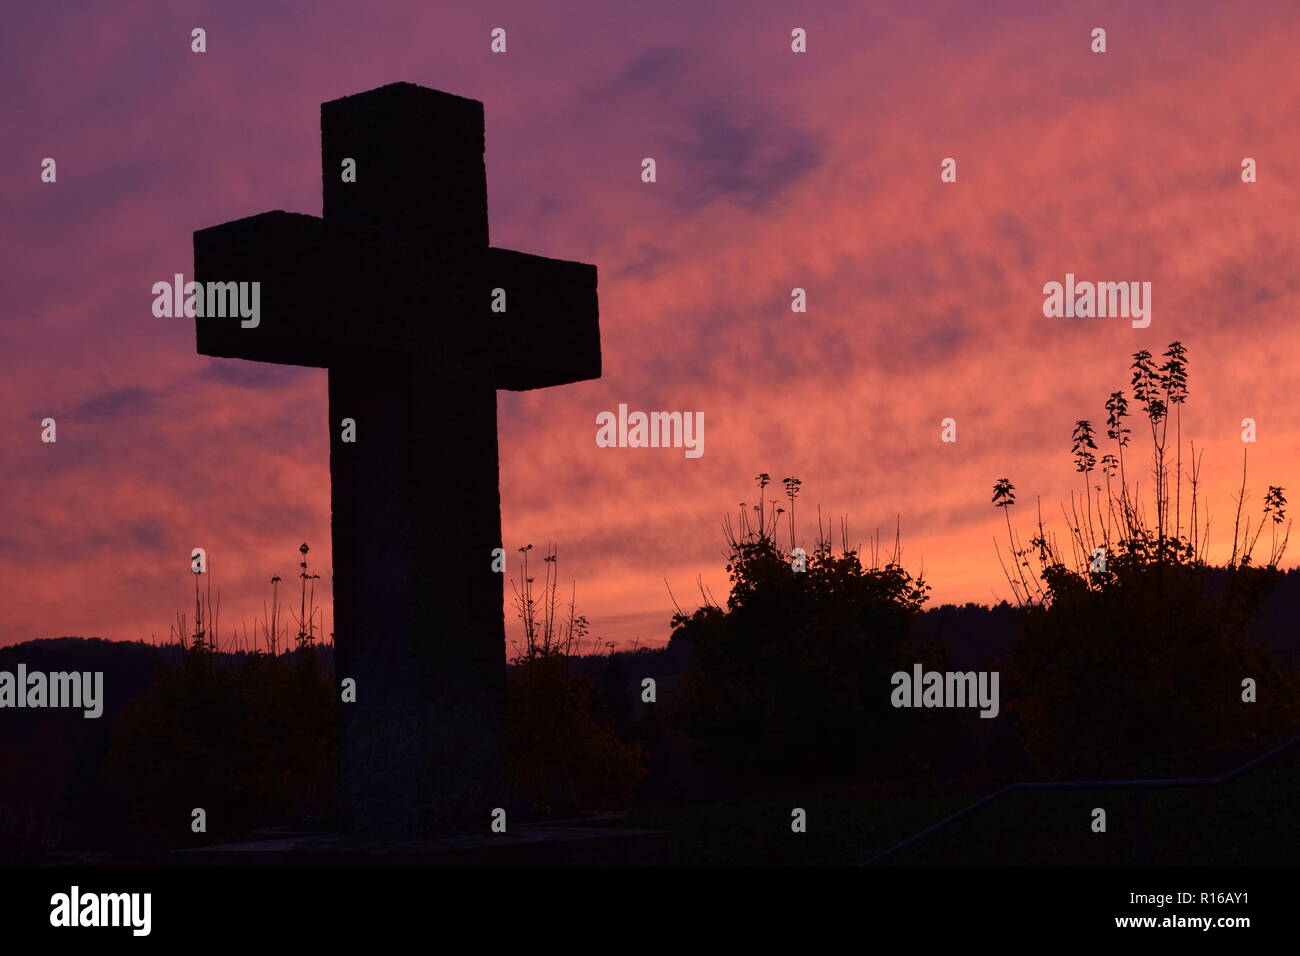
[995,343,1299,775]
[504,545,646,816]
[101,647,336,846]
[671,475,935,785]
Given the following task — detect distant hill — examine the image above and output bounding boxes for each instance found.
[0,638,331,856]
[0,639,169,807]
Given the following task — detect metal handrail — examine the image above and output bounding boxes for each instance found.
[860,733,1300,866]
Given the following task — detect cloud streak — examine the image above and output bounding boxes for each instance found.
[2,1,1298,650]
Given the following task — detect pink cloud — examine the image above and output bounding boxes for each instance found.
[3,1,1298,649]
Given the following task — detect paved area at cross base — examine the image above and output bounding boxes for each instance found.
[173,818,676,867]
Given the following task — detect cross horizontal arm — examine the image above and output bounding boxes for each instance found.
[194,212,599,387]
[194,210,446,368]
[486,248,600,390]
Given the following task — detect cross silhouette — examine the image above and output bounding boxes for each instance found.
[193,83,601,832]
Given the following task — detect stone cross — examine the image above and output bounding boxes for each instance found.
[192,83,601,832]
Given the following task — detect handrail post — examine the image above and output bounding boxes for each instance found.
[1132,787,1147,865]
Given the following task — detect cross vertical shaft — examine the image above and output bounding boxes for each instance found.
[322,86,502,832]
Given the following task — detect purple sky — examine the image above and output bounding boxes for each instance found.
[3,0,1299,649]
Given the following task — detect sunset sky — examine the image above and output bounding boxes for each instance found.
[3,0,1298,650]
